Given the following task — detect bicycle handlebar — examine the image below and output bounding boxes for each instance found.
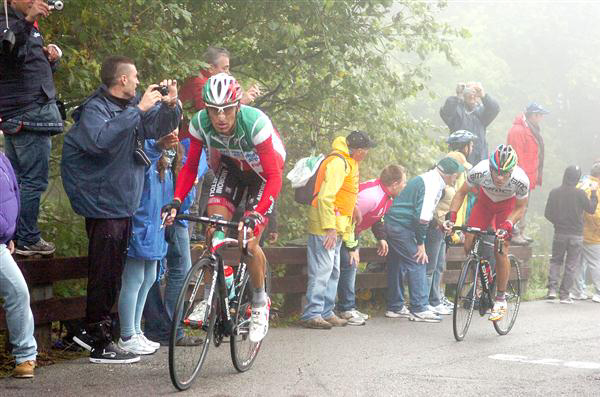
[176,214,239,229]
[450,225,505,254]
[451,225,496,236]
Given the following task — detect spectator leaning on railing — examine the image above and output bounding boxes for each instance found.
[0,150,38,378]
[0,0,64,256]
[60,55,181,364]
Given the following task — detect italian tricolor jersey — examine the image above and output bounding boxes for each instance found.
[176,105,286,216]
[189,105,286,176]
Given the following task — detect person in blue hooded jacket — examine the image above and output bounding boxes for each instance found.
[117,131,179,355]
[61,55,181,364]
[143,134,208,345]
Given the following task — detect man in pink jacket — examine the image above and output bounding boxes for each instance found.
[507,102,549,245]
[337,165,406,325]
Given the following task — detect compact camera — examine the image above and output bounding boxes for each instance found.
[153,85,169,96]
[1,28,15,55]
[48,0,65,11]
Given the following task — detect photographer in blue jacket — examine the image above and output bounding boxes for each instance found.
[61,55,181,364]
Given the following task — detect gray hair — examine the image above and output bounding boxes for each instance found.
[591,163,600,177]
[203,47,230,66]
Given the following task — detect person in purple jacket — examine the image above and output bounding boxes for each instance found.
[0,151,38,378]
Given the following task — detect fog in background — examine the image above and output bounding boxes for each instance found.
[408,0,600,247]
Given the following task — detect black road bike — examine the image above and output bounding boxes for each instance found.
[168,214,270,391]
[451,225,522,341]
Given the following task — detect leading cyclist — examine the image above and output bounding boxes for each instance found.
[445,144,529,321]
[162,73,286,343]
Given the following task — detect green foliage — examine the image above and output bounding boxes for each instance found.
[36,0,463,251]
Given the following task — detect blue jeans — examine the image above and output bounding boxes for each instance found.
[144,225,192,341]
[118,258,157,338]
[425,223,446,307]
[0,244,37,363]
[301,234,342,321]
[337,244,356,312]
[3,131,51,245]
[385,223,428,313]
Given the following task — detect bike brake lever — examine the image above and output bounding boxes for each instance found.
[242,226,253,258]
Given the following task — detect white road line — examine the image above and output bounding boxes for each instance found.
[489,354,600,369]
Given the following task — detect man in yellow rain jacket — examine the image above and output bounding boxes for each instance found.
[300,131,376,329]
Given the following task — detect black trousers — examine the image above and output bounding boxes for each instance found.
[84,218,132,333]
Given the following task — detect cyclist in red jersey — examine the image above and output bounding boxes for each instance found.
[445,144,529,321]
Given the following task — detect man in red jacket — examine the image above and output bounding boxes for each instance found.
[506,102,549,245]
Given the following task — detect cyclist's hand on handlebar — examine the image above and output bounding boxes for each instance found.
[443,211,457,233]
[497,220,513,240]
[238,211,264,236]
[160,199,181,228]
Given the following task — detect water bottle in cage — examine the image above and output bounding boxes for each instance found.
[224,265,236,300]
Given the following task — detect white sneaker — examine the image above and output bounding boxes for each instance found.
[569,292,589,300]
[249,298,270,343]
[118,335,156,355]
[409,310,442,323]
[187,300,207,323]
[340,309,369,321]
[441,296,454,309]
[137,333,160,350]
[339,310,366,326]
[430,304,452,315]
[385,306,410,318]
[592,294,600,303]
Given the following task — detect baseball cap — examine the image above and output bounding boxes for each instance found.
[437,156,464,174]
[525,102,549,115]
[346,130,377,149]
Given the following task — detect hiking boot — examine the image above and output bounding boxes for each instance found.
[546,290,557,300]
[300,317,332,330]
[569,292,589,300]
[409,310,442,323]
[523,235,534,243]
[90,341,140,364]
[13,360,35,378]
[339,310,365,326]
[385,306,410,318]
[323,314,348,327]
[15,238,56,256]
[489,300,507,321]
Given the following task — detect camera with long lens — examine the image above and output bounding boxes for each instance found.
[47,0,65,11]
[153,85,169,96]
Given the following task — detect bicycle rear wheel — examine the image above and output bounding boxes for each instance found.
[453,258,479,341]
[169,258,217,391]
[230,261,270,372]
[493,255,521,335]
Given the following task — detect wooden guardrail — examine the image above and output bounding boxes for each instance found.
[1,245,531,347]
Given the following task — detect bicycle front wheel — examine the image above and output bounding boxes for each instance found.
[169,258,217,391]
[453,258,479,341]
[493,255,521,335]
[230,261,270,372]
